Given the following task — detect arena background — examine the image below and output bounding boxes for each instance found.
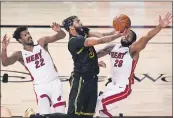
[0,1,172,117]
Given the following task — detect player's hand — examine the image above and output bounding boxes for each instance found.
[116,28,130,37]
[51,22,61,32]
[159,12,172,28]
[2,34,10,49]
[98,61,106,68]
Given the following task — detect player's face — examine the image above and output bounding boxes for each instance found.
[72,18,84,35]
[120,31,134,47]
[73,18,82,28]
[20,30,34,45]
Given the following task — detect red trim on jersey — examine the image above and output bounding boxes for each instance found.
[100,60,137,117]
[53,101,66,108]
[24,66,34,81]
[100,110,113,118]
[40,94,52,106]
[47,51,57,72]
[129,60,138,85]
[101,85,131,118]
[101,85,131,104]
[23,65,40,106]
[34,90,38,104]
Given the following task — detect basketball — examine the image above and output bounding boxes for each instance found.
[113,14,131,33]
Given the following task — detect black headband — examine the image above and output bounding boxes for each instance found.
[62,16,78,31]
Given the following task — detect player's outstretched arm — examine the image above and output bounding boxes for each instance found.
[38,22,66,46]
[98,60,106,68]
[96,44,115,58]
[84,29,128,47]
[88,30,116,38]
[131,12,172,53]
[1,34,21,66]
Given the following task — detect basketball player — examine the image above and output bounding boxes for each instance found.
[95,13,172,117]
[1,22,66,115]
[1,93,12,117]
[24,108,36,117]
[1,106,12,117]
[62,16,128,118]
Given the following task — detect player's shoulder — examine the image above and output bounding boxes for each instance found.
[70,35,84,40]
[13,51,22,57]
[14,51,24,62]
[69,35,83,44]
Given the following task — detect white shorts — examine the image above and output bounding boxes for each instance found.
[96,82,132,117]
[33,78,65,115]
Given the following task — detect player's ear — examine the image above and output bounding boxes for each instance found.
[18,38,22,43]
[69,26,75,31]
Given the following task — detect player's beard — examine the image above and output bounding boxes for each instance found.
[120,39,133,47]
[75,26,85,36]
[25,37,34,46]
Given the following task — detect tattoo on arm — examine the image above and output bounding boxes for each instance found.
[84,33,121,47]
[97,44,115,58]
[102,30,115,36]
[88,30,115,38]
[97,34,121,44]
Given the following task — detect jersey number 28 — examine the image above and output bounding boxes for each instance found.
[114,59,123,67]
[35,58,45,69]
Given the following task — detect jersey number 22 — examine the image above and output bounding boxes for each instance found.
[35,58,45,69]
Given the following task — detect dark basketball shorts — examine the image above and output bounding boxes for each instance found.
[68,73,98,117]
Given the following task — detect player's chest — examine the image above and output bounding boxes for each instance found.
[23,49,45,64]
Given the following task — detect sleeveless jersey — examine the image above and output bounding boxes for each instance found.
[109,44,137,86]
[21,44,59,85]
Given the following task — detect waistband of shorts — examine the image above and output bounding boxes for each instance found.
[33,76,60,85]
[112,81,128,88]
[73,72,98,77]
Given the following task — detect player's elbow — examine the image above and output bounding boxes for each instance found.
[2,61,9,67]
[1,59,10,67]
[84,38,98,47]
[58,30,66,39]
[84,41,90,47]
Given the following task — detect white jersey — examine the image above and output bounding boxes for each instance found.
[109,44,137,86]
[21,43,59,85]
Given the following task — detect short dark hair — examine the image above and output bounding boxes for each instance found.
[130,30,137,42]
[62,16,78,31]
[13,26,28,43]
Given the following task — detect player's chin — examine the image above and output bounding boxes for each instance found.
[28,40,33,44]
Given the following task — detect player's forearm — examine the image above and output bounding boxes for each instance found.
[133,25,163,52]
[89,31,115,38]
[146,24,162,41]
[1,48,9,66]
[44,30,66,44]
[102,30,115,36]
[97,50,108,58]
[97,33,121,44]
[54,30,66,40]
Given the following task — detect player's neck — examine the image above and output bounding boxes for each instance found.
[70,30,78,37]
[23,45,34,52]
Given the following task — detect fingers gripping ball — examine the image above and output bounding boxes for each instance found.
[113,14,131,33]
